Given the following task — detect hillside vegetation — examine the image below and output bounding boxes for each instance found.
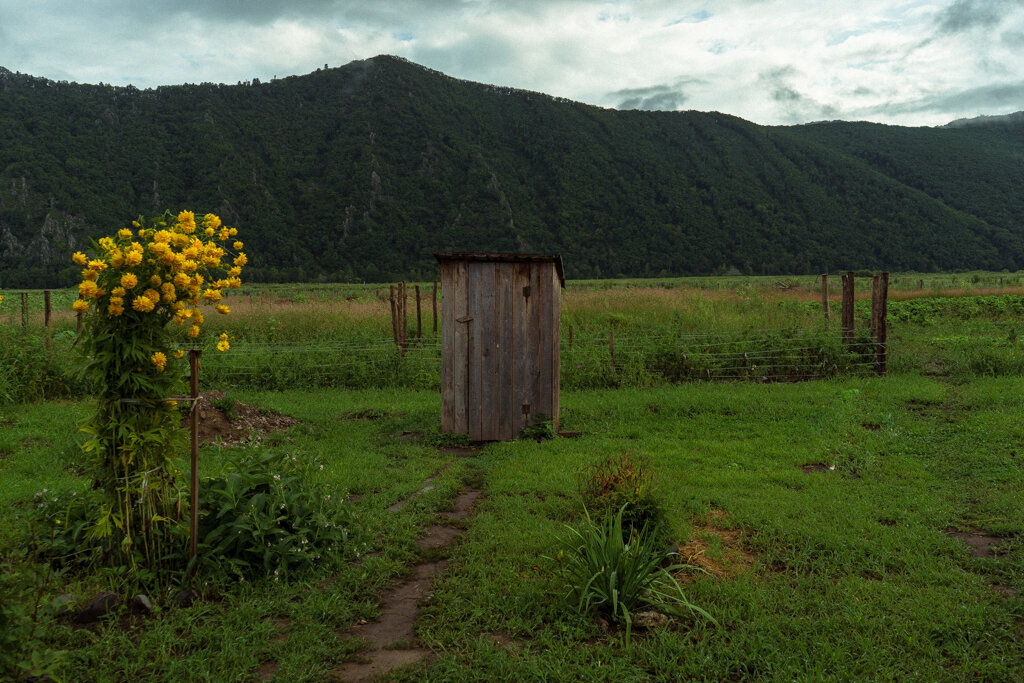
[2,56,1023,286]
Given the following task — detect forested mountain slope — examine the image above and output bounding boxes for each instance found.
[1,55,1021,286]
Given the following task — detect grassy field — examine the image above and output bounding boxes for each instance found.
[1,272,1023,680]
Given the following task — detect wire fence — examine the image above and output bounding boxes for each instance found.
[190,327,883,390]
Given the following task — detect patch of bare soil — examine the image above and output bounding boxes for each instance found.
[676,509,757,582]
[191,391,298,446]
[330,484,483,682]
[800,462,835,473]
[944,527,1006,558]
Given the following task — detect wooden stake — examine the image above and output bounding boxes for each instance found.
[188,349,202,573]
[432,280,438,337]
[876,272,889,376]
[44,290,51,348]
[21,292,28,328]
[841,272,855,345]
[389,285,398,347]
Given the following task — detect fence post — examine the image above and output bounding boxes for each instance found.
[188,349,202,573]
[841,272,855,345]
[875,272,888,376]
[76,312,83,333]
[389,285,399,347]
[415,284,422,340]
[432,280,438,338]
[21,292,28,328]
[400,282,407,354]
[44,290,52,348]
[820,274,830,326]
[871,274,881,336]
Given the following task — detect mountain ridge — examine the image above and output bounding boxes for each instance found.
[1,55,1022,286]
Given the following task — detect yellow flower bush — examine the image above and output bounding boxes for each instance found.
[73,209,245,575]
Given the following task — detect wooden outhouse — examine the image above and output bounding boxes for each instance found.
[435,253,564,441]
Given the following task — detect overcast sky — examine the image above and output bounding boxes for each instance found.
[1,0,1022,126]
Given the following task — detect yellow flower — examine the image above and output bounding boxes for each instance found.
[143,288,161,304]
[78,280,98,298]
[202,288,223,302]
[125,251,143,266]
[120,273,139,289]
[87,259,107,271]
[118,228,133,240]
[107,302,124,317]
[234,253,247,267]
[112,286,126,297]
[219,228,230,241]
[109,250,125,268]
[177,211,196,233]
[153,230,172,244]
[187,324,200,338]
[216,340,230,352]
[165,400,178,409]
[233,241,243,251]
[82,269,98,281]
[149,274,162,287]
[132,220,141,227]
[228,266,241,277]
[98,237,115,252]
[172,349,184,359]
[204,227,215,237]
[218,332,229,342]
[194,311,205,325]
[151,352,167,372]
[91,287,106,300]
[132,296,155,313]
[72,299,90,313]
[72,252,88,266]
[203,213,222,230]
[215,304,230,315]
[161,283,177,302]
[229,227,238,236]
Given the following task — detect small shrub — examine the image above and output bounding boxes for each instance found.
[193,450,358,581]
[424,427,472,448]
[578,451,665,540]
[555,506,715,645]
[519,414,555,441]
[210,395,239,421]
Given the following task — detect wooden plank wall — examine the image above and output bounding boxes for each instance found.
[441,257,560,441]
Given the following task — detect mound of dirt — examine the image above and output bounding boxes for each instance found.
[189,391,298,446]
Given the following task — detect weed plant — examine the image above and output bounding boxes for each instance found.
[556,505,715,645]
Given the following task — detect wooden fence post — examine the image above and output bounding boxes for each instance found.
[21,292,28,328]
[820,274,830,326]
[841,272,855,345]
[44,290,51,348]
[188,349,202,574]
[389,285,399,347]
[432,280,438,338]
[400,282,407,353]
[875,272,888,376]
[415,284,422,340]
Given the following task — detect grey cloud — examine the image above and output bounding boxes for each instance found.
[872,81,1024,116]
[935,0,1016,35]
[757,67,838,123]
[1001,29,1024,45]
[610,80,706,111]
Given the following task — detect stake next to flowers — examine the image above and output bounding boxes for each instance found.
[72,210,245,578]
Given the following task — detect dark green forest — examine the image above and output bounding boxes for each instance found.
[1,55,1023,287]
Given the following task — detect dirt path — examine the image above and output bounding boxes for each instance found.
[329,487,482,682]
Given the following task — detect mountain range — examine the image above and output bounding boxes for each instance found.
[1,55,1022,287]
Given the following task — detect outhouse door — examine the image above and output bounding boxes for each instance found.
[440,257,560,441]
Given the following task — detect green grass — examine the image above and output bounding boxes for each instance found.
[1,375,1022,680]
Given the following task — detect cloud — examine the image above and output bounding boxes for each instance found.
[612,84,689,111]
[874,80,1024,116]
[935,0,1008,35]
[756,66,839,123]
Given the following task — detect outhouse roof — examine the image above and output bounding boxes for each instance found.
[434,252,564,287]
